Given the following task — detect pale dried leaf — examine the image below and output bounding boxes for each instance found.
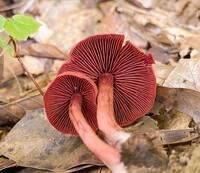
[21,43,67,60]
[163,58,200,91]
[22,56,49,75]
[153,63,174,86]
[51,60,65,72]
[81,0,104,7]
[0,109,102,171]
[34,1,103,52]
[180,36,200,52]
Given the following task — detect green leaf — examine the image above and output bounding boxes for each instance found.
[0,34,14,56]
[4,15,42,41]
[0,15,6,30]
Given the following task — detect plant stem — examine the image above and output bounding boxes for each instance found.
[11,37,44,95]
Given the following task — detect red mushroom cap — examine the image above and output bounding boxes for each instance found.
[43,71,98,135]
[58,34,156,127]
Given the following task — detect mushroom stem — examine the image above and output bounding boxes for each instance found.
[69,93,127,173]
[97,73,130,150]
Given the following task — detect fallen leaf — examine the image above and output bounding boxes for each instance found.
[153,62,174,86]
[148,46,174,64]
[0,157,16,171]
[183,145,200,173]
[0,94,43,119]
[81,0,104,7]
[163,58,200,91]
[22,56,50,75]
[0,53,24,85]
[35,1,103,53]
[0,109,102,171]
[156,86,200,124]
[50,59,65,72]
[99,10,147,48]
[0,52,3,81]
[162,110,192,130]
[21,43,67,60]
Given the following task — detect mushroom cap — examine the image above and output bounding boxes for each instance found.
[43,71,98,136]
[58,34,156,127]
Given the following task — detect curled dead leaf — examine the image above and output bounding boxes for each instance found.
[21,43,67,60]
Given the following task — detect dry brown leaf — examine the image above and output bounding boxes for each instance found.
[0,157,16,171]
[81,0,104,7]
[0,53,24,85]
[0,109,102,171]
[163,58,200,91]
[148,46,173,64]
[0,94,43,119]
[153,62,174,86]
[34,1,103,53]
[21,43,67,60]
[0,53,3,81]
[99,9,147,48]
[156,86,200,124]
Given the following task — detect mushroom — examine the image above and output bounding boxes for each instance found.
[43,71,127,173]
[58,34,156,149]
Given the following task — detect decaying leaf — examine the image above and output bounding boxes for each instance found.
[22,56,50,75]
[21,43,67,60]
[0,108,102,171]
[81,0,104,7]
[156,86,200,124]
[0,157,16,171]
[153,62,174,85]
[35,1,103,53]
[161,110,192,130]
[0,53,24,85]
[99,5,147,48]
[0,51,3,81]
[163,58,200,91]
[183,145,200,173]
[0,94,43,119]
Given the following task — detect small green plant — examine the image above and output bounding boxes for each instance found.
[0,14,43,95]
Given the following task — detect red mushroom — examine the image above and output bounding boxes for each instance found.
[58,34,156,149]
[43,71,127,173]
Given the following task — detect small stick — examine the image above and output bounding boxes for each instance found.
[11,37,44,95]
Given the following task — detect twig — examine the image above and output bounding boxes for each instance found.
[11,37,44,95]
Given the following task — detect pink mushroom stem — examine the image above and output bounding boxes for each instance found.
[97,73,130,150]
[69,93,127,173]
